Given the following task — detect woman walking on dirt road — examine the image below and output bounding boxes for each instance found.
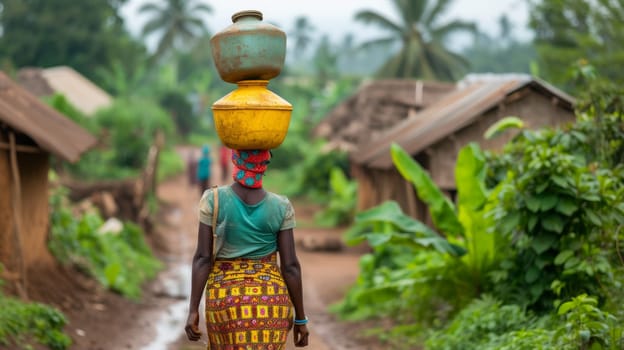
[185,149,309,349]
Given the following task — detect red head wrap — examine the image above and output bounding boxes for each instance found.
[231,150,271,188]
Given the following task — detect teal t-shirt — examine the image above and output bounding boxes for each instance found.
[198,185,296,259]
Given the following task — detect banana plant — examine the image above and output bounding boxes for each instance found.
[346,142,501,291]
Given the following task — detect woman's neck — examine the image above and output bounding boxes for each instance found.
[230,182,266,205]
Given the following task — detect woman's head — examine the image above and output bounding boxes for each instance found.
[231,149,271,188]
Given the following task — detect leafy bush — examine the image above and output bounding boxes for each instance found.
[159,90,196,137]
[291,143,349,199]
[49,186,162,299]
[425,293,624,350]
[488,124,624,310]
[554,294,623,350]
[314,167,358,227]
[425,295,552,350]
[95,97,175,168]
[0,292,71,350]
[51,96,178,181]
[45,93,97,133]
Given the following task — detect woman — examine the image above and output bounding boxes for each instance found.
[185,149,309,349]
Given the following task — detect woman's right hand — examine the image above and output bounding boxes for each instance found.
[184,311,202,341]
[293,324,309,347]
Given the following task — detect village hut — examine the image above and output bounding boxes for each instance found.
[314,79,455,152]
[17,66,113,116]
[0,71,96,294]
[321,75,575,224]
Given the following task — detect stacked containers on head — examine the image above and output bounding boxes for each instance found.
[210,10,292,151]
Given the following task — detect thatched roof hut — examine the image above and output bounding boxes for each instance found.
[314,80,455,152]
[17,66,113,116]
[319,75,576,224]
[0,71,96,295]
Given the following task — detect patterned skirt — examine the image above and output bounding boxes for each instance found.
[205,252,294,350]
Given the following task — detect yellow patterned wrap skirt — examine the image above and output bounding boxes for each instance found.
[205,252,294,350]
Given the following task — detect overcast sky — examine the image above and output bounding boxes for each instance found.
[121,0,530,51]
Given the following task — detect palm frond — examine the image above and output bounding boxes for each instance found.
[141,17,166,37]
[138,2,163,14]
[191,3,212,14]
[155,29,176,58]
[355,36,397,51]
[423,0,454,28]
[184,16,206,32]
[431,20,477,41]
[398,0,427,26]
[354,10,403,34]
[426,43,469,80]
[375,51,404,78]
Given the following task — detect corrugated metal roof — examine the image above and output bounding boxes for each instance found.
[0,71,97,162]
[352,78,575,169]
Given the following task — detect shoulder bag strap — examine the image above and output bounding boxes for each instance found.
[211,186,219,263]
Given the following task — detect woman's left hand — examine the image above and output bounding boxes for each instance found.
[293,324,309,347]
[185,311,202,341]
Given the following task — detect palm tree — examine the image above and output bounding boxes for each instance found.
[139,0,212,59]
[289,16,316,59]
[355,0,476,80]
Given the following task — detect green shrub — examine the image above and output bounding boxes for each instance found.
[159,90,196,137]
[488,125,624,310]
[53,96,178,181]
[425,295,552,350]
[49,186,162,299]
[425,293,624,350]
[95,97,175,168]
[0,293,71,350]
[45,93,97,133]
[291,143,349,199]
[554,294,623,350]
[314,167,358,227]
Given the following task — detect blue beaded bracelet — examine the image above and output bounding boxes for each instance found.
[294,317,308,325]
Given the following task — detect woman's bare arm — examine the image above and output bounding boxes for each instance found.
[277,228,309,347]
[185,222,214,341]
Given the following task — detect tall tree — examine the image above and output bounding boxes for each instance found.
[355,0,476,80]
[289,16,316,59]
[313,35,339,90]
[0,0,146,87]
[528,0,624,90]
[139,0,212,59]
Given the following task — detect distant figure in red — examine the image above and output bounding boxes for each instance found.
[219,144,231,182]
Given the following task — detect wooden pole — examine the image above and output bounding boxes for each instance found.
[8,131,27,299]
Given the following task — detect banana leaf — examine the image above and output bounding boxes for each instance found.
[345,201,466,256]
[391,143,464,237]
[455,143,496,277]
